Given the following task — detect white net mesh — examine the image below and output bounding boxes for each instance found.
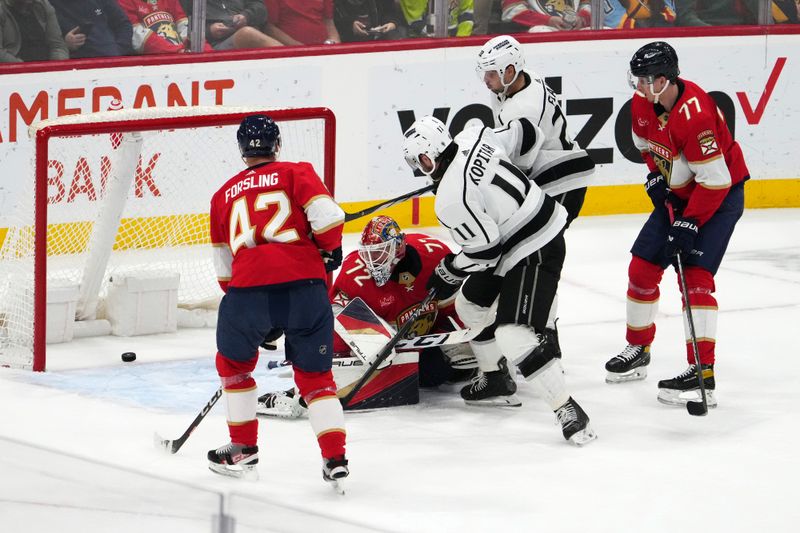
[0,106,331,370]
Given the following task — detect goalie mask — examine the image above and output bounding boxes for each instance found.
[238,114,281,158]
[358,216,406,287]
[628,41,680,104]
[401,116,452,176]
[476,35,526,94]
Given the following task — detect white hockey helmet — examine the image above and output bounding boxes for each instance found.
[401,116,452,176]
[476,35,525,91]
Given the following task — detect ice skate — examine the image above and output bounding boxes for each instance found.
[657,364,717,408]
[207,442,259,480]
[460,358,521,407]
[605,344,651,383]
[554,397,597,446]
[323,455,349,494]
[257,388,307,419]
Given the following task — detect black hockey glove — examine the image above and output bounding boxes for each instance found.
[644,171,668,209]
[426,254,468,300]
[260,328,284,351]
[320,246,343,272]
[664,217,699,257]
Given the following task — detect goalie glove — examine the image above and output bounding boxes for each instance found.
[426,254,468,300]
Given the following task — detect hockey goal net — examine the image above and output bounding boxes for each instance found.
[0,106,335,371]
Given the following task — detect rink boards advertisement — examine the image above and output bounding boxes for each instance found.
[0,32,798,234]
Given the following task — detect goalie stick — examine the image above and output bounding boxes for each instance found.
[340,288,437,407]
[344,184,435,222]
[154,387,223,454]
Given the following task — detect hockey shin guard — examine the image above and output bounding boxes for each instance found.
[216,352,258,446]
[680,267,717,365]
[626,256,664,346]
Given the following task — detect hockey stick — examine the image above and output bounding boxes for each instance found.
[344,184,434,222]
[674,253,709,417]
[340,288,438,407]
[666,202,708,416]
[154,387,223,454]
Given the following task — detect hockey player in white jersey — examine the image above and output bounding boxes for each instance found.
[401,116,596,445]
[475,34,595,365]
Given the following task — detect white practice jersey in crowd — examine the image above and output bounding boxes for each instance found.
[434,126,567,277]
[492,72,595,196]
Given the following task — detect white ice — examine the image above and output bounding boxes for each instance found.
[1,208,799,533]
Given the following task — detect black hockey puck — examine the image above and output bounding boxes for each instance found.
[121,352,137,363]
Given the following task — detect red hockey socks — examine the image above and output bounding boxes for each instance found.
[216,352,258,446]
[294,368,346,459]
[679,267,717,365]
[625,255,664,346]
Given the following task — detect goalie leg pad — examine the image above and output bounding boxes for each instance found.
[294,368,346,459]
[216,352,258,446]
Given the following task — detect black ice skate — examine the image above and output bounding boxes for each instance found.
[208,442,259,480]
[555,397,597,446]
[657,364,717,408]
[605,344,651,383]
[257,388,307,419]
[460,358,521,407]
[323,455,349,495]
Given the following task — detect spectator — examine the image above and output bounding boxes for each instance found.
[204,0,282,49]
[501,0,590,31]
[472,0,492,34]
[118,0,211,54]
[49,0,133,58]
[263,0,341,45]
[334,0,406,42]
[1,0,68,62]
[675,0,758,26]
[400,0,474,37]
[772,0,799,22]
[603,0,676,28]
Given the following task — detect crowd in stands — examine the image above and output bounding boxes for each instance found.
[1,0,798,63]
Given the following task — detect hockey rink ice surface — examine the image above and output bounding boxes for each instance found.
[1,208,798,533]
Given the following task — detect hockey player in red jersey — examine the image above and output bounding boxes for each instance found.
[207,114,348,489]
[257,216,478,418]
[605,42,748,409]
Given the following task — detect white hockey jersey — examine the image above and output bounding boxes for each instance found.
[493,72,595,196]
[434,126,567,277]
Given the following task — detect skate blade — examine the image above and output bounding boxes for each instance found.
[568,425,597,447]
[464,394,522,408]
[208,463,259,481]
[605,368,647,384]
[657,389,717,408]
[326,478,346,495]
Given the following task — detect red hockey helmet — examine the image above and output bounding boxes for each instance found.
[358,216,406,287]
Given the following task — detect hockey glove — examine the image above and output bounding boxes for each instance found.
[320,246,343,272]
[426,254,468,300]
[664,217,699,257]
[644,171,668,209]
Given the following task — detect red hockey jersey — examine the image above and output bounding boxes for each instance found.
[631,78,749,226]
[210,161,343,291]
[330,234,457,353]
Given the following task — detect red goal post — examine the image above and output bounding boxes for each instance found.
[0,106,335,371]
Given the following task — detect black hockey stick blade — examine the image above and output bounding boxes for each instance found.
[340,288,437,407]
[687,399,708,416]
[154,387,223,454]
[343,184,435,222]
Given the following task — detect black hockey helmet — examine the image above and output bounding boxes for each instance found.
[629,41,680,82]
[237,114,281,158]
